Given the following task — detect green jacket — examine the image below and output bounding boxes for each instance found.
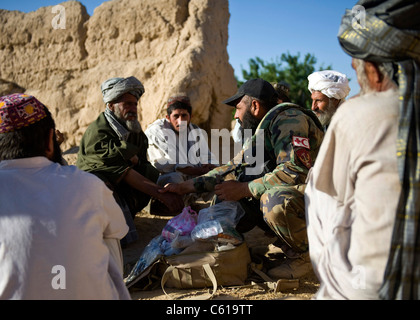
[192,103,324,199]
[76,112,155,186]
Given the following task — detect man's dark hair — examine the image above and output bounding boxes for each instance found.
[0,107,57,161]
[167,101,192,116]
[246,94,279,112]
[276,91,291,103]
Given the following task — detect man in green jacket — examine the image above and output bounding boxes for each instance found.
[77,76,184,245]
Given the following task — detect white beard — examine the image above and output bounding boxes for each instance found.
[316,100,338,127]
[126,119,142,133]
[114,108,142,133]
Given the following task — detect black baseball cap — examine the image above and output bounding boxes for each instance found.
[222,78,277,106]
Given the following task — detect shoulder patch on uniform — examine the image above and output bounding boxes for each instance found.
[295,149,312,169]
[292,136,310,149]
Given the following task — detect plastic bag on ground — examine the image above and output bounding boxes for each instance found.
[124,235,164,285]
[161,206,197,242]
[124,235,184,287]
[170,232,194,249]
[191,201,245,245]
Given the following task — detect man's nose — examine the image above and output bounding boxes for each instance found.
[311,101,317,111]
[130,105,138,112]
[126,105,137,115]
[234,109,240,120]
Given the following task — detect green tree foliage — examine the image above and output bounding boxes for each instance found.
[238,52,331,109]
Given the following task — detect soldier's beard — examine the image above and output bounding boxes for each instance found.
[239,108,260,138]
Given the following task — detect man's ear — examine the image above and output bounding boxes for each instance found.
[331,98,341,108]
[250,99,265,119]
[364,61,382,87]
[45,128,55,160]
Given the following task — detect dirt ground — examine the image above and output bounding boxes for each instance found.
[122,206,320,301]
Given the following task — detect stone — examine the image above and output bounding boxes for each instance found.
[0,0,237,152]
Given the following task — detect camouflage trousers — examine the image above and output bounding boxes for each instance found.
[213,184,308,253]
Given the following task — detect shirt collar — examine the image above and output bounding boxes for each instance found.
[0,157,52,169]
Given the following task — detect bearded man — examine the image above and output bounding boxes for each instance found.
[77,76,184,245]
[307,70,350,131]
[305,0,420,300]
[162,78,324,279]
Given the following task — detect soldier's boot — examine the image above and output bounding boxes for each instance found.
[250,243,284,258]
[267,251,312,280]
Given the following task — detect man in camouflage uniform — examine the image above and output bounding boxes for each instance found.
[162,78,324,279]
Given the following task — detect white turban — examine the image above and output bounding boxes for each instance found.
[308,70,350,100]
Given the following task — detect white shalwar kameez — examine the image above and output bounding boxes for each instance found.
[305,89,401,300]
[0,157,130,300]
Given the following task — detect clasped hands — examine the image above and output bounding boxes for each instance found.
[159,180,252,202]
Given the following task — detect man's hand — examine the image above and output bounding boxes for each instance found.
[201,163,218,172]
[122,168,185,213]
[156,191,184,213]
[129,155,139,166]
[159,180,196,196]
[159,183,183,195]
[214,181,252,201]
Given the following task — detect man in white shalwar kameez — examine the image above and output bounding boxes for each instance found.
[305,0,420,300]
[145,95,219,208]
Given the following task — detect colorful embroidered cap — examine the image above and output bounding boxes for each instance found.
[0,93,48,134]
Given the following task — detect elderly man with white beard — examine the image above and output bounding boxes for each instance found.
[77,76,184,245]
[305,0,420,300]
[307,70,350,131]
[305,59,400,300]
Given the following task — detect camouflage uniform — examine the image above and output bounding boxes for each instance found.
[193,103,324,253]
